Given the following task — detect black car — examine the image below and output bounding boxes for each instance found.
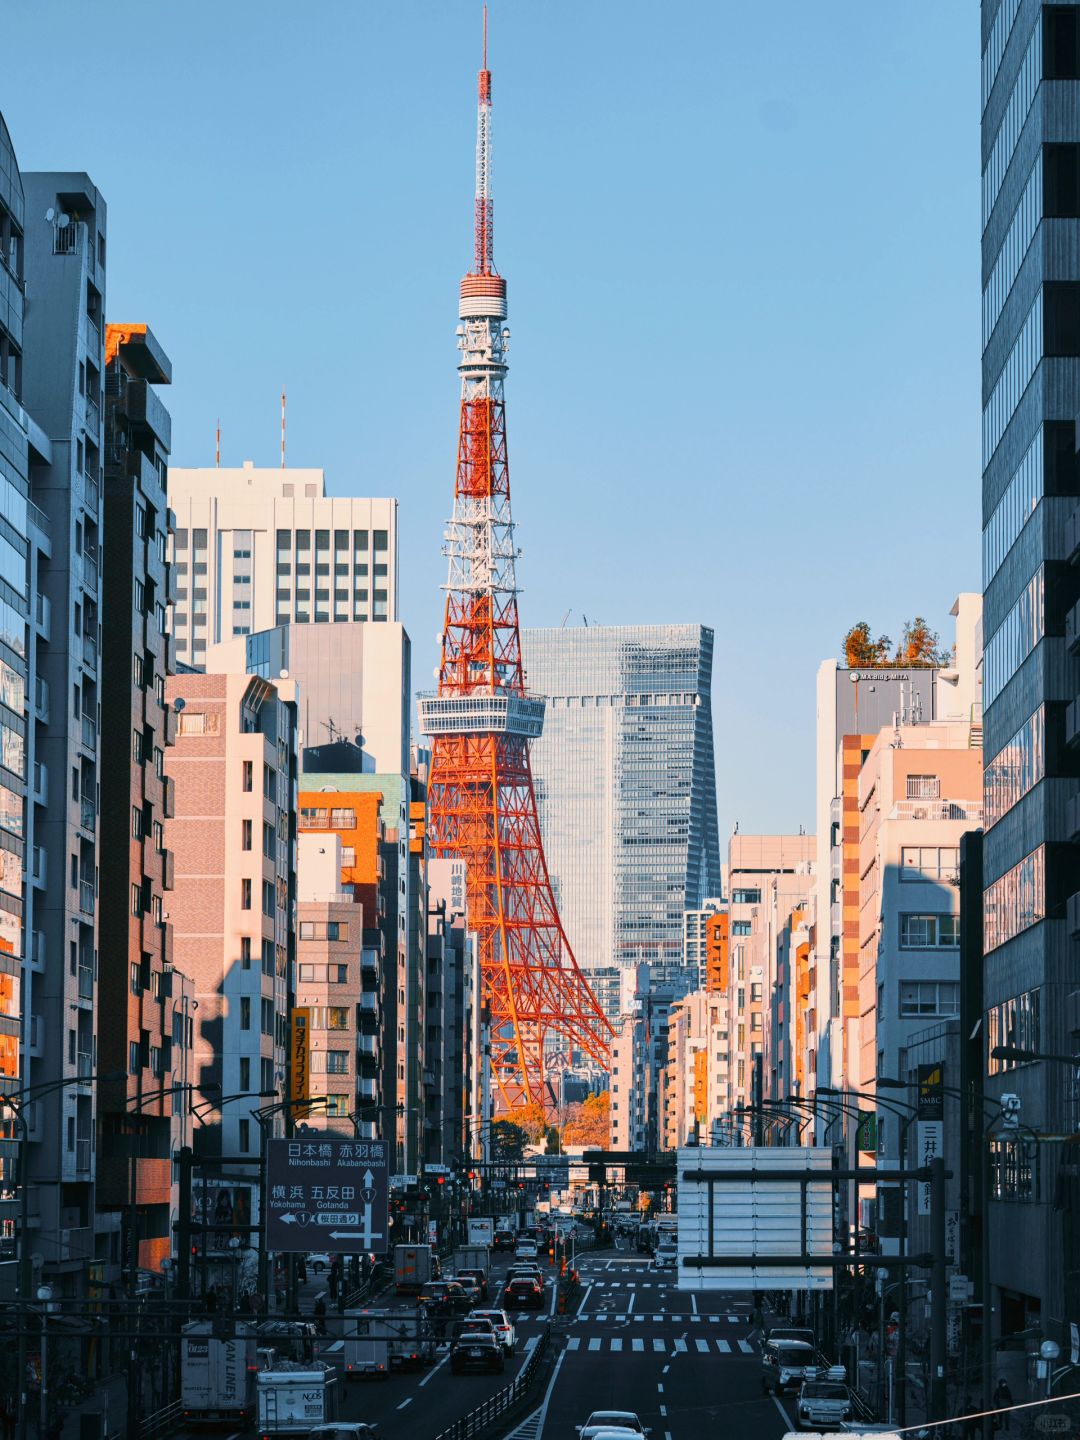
[450,1329,504,1374]
[493,1230,517,1253]
[418,1281,473,1318]
[502,1276,544,1311]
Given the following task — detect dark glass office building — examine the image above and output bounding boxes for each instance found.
[980,0,1080,1348]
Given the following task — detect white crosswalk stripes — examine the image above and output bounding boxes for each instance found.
[738,1338,754,1354]
[673,1339,687,1353]
[695,1338,710,1353]
[610,1338,623,1352]
[588,1337,602,1351]
[716,1339,731,1353]
[632,1338,645,1352]
[651,1338,665,1352]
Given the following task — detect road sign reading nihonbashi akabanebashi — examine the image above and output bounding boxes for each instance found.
[265,1137,389,1255]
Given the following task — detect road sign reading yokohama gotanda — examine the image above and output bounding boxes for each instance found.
[265,1137,389,1255]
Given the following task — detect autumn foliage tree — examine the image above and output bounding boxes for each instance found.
[561,1091,611,1149]
[842,617,953,669]
[517,1101,550,1145]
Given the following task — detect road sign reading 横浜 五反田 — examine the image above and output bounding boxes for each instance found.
[265,1137,389,1255]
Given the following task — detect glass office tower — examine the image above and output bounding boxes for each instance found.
[979,0,1080,1344]
[522,624,721,1021]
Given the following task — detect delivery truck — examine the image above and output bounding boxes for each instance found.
[256,1362,338,1437]
[181,1320,260,1425]
[343,1308,436,1377]
[394,1243,435,1294]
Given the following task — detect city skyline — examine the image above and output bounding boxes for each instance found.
[0,2,981,838]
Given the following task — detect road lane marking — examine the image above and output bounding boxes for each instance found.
[695,1339,710,1353]
[657,1383,664,1393]
[588,1337,602,1351]
[738,1338,754,1353]
[397,1399,413,1410]
[771,1396,794,1432]
[419,1351,450,1386]
[690,1315,701,1324]
[716,1339,731,1353]
[728,1314,738,1322]
[525,1336,539,1353]
[632,1338,645,1352]
[626,1290,635,1314]
[673,1339,687,1353]
[658,1406,667,1418]
[611,1338,623,1352]
[567,1336,581,1351]
[535,1347,568,1440]
[708,1315,720,1322]
[662,1364,670,1374]
[577,1284,593,1316]
[690,1293,697,1315]
[549,1283,557,1317]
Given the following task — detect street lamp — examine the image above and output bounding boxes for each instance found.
[36,1283,54,1440]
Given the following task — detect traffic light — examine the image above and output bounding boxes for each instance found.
[437,1176,446,1186]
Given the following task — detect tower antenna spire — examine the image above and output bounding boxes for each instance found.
[474,4,495,276]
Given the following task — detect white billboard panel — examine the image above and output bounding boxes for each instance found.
[677,1146,835,1293]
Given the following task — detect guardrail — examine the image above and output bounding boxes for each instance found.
[137,1398,183,1440]
[431,1324,551,1440]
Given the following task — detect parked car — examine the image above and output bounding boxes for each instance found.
[502,1275,544,1310]
[306,1253,333,1274]
[796,1379,854,1431]
[449,1329,504,1375]
[468,1308,516,1356]
[761,1339,817,1395]
[576,1413,649,1440]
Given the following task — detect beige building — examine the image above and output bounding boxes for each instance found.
[856,722,983,1099]
[164,670,298,1160]
[662,990,730,1148]
[168,463,397,668]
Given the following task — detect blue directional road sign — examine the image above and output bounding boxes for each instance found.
[265,1137,389,1254]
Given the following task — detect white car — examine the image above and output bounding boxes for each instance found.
[515,1240,538,1259]
[796,1380,854,1430]
[469,1307,516,1355]
[653,1244,677,1269]
[306,1252,332,1273]
[577,1413,650,1440]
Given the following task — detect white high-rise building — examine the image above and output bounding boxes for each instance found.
[168,463,397,668]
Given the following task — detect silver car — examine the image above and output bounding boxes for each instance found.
[796,1380,854,1431]
[577,1413,650,1440]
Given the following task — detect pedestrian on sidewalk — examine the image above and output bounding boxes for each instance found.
[329,1261,340,1302]
[993,1377,1013,1431]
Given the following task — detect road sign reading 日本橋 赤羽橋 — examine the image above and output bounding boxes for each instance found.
[265,1137,389,1255]
[677,1147,835,1292]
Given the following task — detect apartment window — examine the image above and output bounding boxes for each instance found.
[985,708,1045,829]
[899,981,960,1018]
[241,878,252,910]
[263,822,276,859]
[132,806,143,839]
[130,884,142,916]
[239,996,251,1030]
[130,962,141,995]
[898,913,959,948]
[327,1051,349,1075]
[325,1096,349,1117]
[328,1007,349,1030]
[750,983,763,1003]
[129,1041,140,1074]
[731,921,752,937]
[983,846,1045,953]
[261,999,273,1035]
[262,939,275,977]
[242,819,252,851]
[240,935,252,970]
[134,578,145,613]
[900,846,960,882]
[750,1013,762,1031]
[262,880,274,917]
[242,761,253,792]
[154,748,164,780]
[731,888,761,905]
[239,1119,251,1154]
[240,1057,250,1091]
[905,775,940,801]
[132,729,143,764]
[990,1136,1038,1201]
[261,1058,274,1092]
[988,987,1042,1073]
[333,964,348,984]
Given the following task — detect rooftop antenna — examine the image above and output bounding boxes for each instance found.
[215,419,221,468]
[281,387,287,468]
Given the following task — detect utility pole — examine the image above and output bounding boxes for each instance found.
[752,1054,764,1146]
[929,1155,947,1421]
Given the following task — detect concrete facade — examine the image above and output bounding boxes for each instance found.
[167,464,397,668]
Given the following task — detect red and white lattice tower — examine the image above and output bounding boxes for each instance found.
[419,13,612,1112]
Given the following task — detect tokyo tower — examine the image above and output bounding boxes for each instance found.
[419,12,612,1112]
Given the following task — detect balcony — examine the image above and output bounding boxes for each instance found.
[34,591,50,640]
[1069,890,1080,938]
[887,799,983,823]
[1067,599,1080,657]
[84,313,101,357]
[359,993,379,1015]
[1067,790,1080,844]
[75,1138,92,1173]
[81,712,97,751]
[163,707,177,745]
[355,1077,378,1103]
[357,1033,378,1058]
[1066,504,1080,566]
[80,465,100,515]
[77,964,93,1001]
[1067,698,1080,751]
[80,550,100,595]
[126,377,172,452]
[84,394,100,439]
[161,847,175,891]
[34,676,49,721]
[80,795,96,833]
[162,774,175,818]
[27,499,50,538]
[79,880,95,916]
[31,761,47,806]
[82,632,98,672]
[162,921,174,968]
[76,1050,93,1080]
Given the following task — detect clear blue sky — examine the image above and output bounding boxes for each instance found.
[3,2,980,840]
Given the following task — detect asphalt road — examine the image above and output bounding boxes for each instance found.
[176,1235,801,1440]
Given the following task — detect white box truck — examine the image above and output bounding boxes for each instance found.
[255,1363,338,1437]
[342,1309,436,1378]
[394,1243,434,1293]
[181,1320,260,1425]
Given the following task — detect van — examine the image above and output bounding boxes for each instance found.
[760,1339,816,1395]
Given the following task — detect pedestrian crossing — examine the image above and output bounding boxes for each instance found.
[511,1312,747,1324]
[563,1335,755,1355]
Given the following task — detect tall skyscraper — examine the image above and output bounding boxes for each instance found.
[521,624,721,1013]
[979,1,1080,1346]
[167,464,397,668]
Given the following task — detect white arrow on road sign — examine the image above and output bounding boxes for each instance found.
[330,1229,384,1242]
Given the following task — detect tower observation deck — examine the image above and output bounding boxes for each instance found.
[418,14,612,1111]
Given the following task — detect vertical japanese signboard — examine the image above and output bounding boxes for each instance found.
[290,1008,311,1106]
[916,1062,944,1216]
